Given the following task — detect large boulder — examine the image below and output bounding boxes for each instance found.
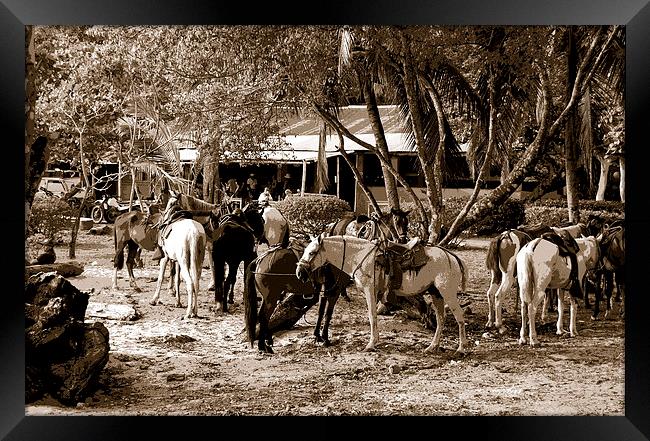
[25,272,110,405]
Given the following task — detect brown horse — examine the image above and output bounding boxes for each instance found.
[592,222,625,320]
[112,211,161,292]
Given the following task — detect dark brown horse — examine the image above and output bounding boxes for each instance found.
[592,222,625,320]
[112,211,161,292]
[211,205,265,313]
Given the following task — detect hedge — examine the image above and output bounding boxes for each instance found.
[523,198,624,227]
[274,195,352,236]
[28,195,75,240]
[400,196,526,238]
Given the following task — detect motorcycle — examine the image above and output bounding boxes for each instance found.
[91,195,140,224]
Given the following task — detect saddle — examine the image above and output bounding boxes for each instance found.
[219,212,255,235]
[160,210,193,239]
[539,231,582,298]
[376,237,427,303]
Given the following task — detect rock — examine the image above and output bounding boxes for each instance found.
[25,263,84,278]
[167,373,186,382]
[86,302,141,321]
[79,217,94,231]
[388,364,402,374]
[25,273,109,406]
[32,245,56,265]
[88,225,112,235]
[49,322,110,405]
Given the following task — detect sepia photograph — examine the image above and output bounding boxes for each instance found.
[5,0,649,437]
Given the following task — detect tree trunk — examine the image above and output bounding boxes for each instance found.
[202,150,220,204]
[332,130,383,214]
[25,262,85,278]
[362,77,401,216]
[400,30,441,244]
[618,157,625,202]
[565,26,581,223]
[440,70,498,247]
[595,155,610,201]
[314,104,429,226]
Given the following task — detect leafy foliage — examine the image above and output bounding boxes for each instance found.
[28,195,75,240]
[275,195,352,236]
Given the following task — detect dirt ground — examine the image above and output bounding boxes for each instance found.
[25,229,625,416]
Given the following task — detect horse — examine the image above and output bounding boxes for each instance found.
[484,221,596,334]
[591,223,625,320]
[242,234,352,353]
[515,235,600,347]
[296,234,469,353]
[286,237,352,347]
[210,204,265,313]
[149,216,207,319]
[112,211,162,292]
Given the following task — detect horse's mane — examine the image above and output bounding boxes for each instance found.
[179,193,220,211]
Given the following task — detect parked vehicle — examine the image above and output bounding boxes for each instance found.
[91,195,141,224]
[36,176,91,215]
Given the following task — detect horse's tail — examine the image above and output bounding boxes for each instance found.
[445,248,467,293]
[485,232,507,284]
[518,243,536,305]
[113,224,125,270]
[243,260,258,347]
[190,230,206,296]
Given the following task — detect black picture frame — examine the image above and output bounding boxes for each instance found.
[5,0,649,439]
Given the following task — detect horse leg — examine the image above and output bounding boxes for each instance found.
[174,262,183,308]
[615,269,624,318]
[150,255,169,306]
[167,261,176,297]
[528,289,546,347]
[112,245,124,290]
[603,271,613,319]
[314,294,327,344]
[180,262,197,320]
[321,292,339,347]
[424,292,445,353]
[494,272,513,334]
[485,271,498,329]
[556,289,566,335]
[439,286,468,354]
[258,299,275,354]
[362,286,379,351]
[518,299,529,346]
[568,293,579,337]
[225,261,237,305]
[207,244,216,291]
[126,242,141,292]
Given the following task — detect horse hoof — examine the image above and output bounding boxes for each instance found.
[363,344,376,352]
[424,345,440,353]
[314,335,324,344]
[518,338,527,345]
[322,340,331,348]
[208,286,215,291]
[591,315,598,321]
[149,300,160,306]
[497,326,507,335]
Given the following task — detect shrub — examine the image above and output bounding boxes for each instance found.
[28,195,75,240]
[523,198,624,228]
[274,195,352,236]
[400,196,525,238]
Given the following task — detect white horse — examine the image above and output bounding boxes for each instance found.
[296,234,469,353]
[484,223,593,334]
[149,218,206,319]
[516,235,599,346]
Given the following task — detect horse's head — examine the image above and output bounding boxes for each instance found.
[242,203,265,241]
[296,233,326,283]
[390,207,410,243]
